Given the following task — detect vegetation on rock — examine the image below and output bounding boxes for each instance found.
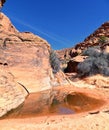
[98,36,109,45]
[49,50,60,74]
[77,46,109,76]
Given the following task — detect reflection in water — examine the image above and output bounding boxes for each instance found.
[58,107,75,114]
[1,91,105,119]
[65,93,105,113]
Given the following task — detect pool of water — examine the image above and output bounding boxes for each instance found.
[1,91,105,119]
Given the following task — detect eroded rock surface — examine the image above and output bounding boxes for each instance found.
[0,13,70,93]
[0,67,28,117]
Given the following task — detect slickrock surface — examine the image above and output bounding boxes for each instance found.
[0,66,28,117]
[1,112,109,130]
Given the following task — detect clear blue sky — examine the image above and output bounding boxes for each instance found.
[2,0,109,50]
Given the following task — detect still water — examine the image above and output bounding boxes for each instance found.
[2,91,105,119]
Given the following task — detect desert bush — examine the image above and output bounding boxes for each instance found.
[78,57,100,76]
[77,46,109,76]
[83,46,101,57]
[102,67,109,76]
[98,36,108,44]
[105,53,109,63]
[49,50,60,74]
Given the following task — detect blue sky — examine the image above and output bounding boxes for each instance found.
[2,0,109,50]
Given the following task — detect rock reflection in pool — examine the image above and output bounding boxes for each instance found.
[49,98,75,114]
[2,91,105,119]
[64,92,105,113]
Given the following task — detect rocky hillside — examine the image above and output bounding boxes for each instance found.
[57,21,109,60]
[75,21,109,50]
[0,13,70,117]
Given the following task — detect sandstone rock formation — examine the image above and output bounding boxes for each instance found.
[64,56,87,73]
[0,13,70,93]
[0,12,71,117]
[0,66,28,117]
[0,12,17,32]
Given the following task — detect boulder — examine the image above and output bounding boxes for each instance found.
[65,56,87,73]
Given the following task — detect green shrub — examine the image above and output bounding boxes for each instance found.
[98,36,108,44]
